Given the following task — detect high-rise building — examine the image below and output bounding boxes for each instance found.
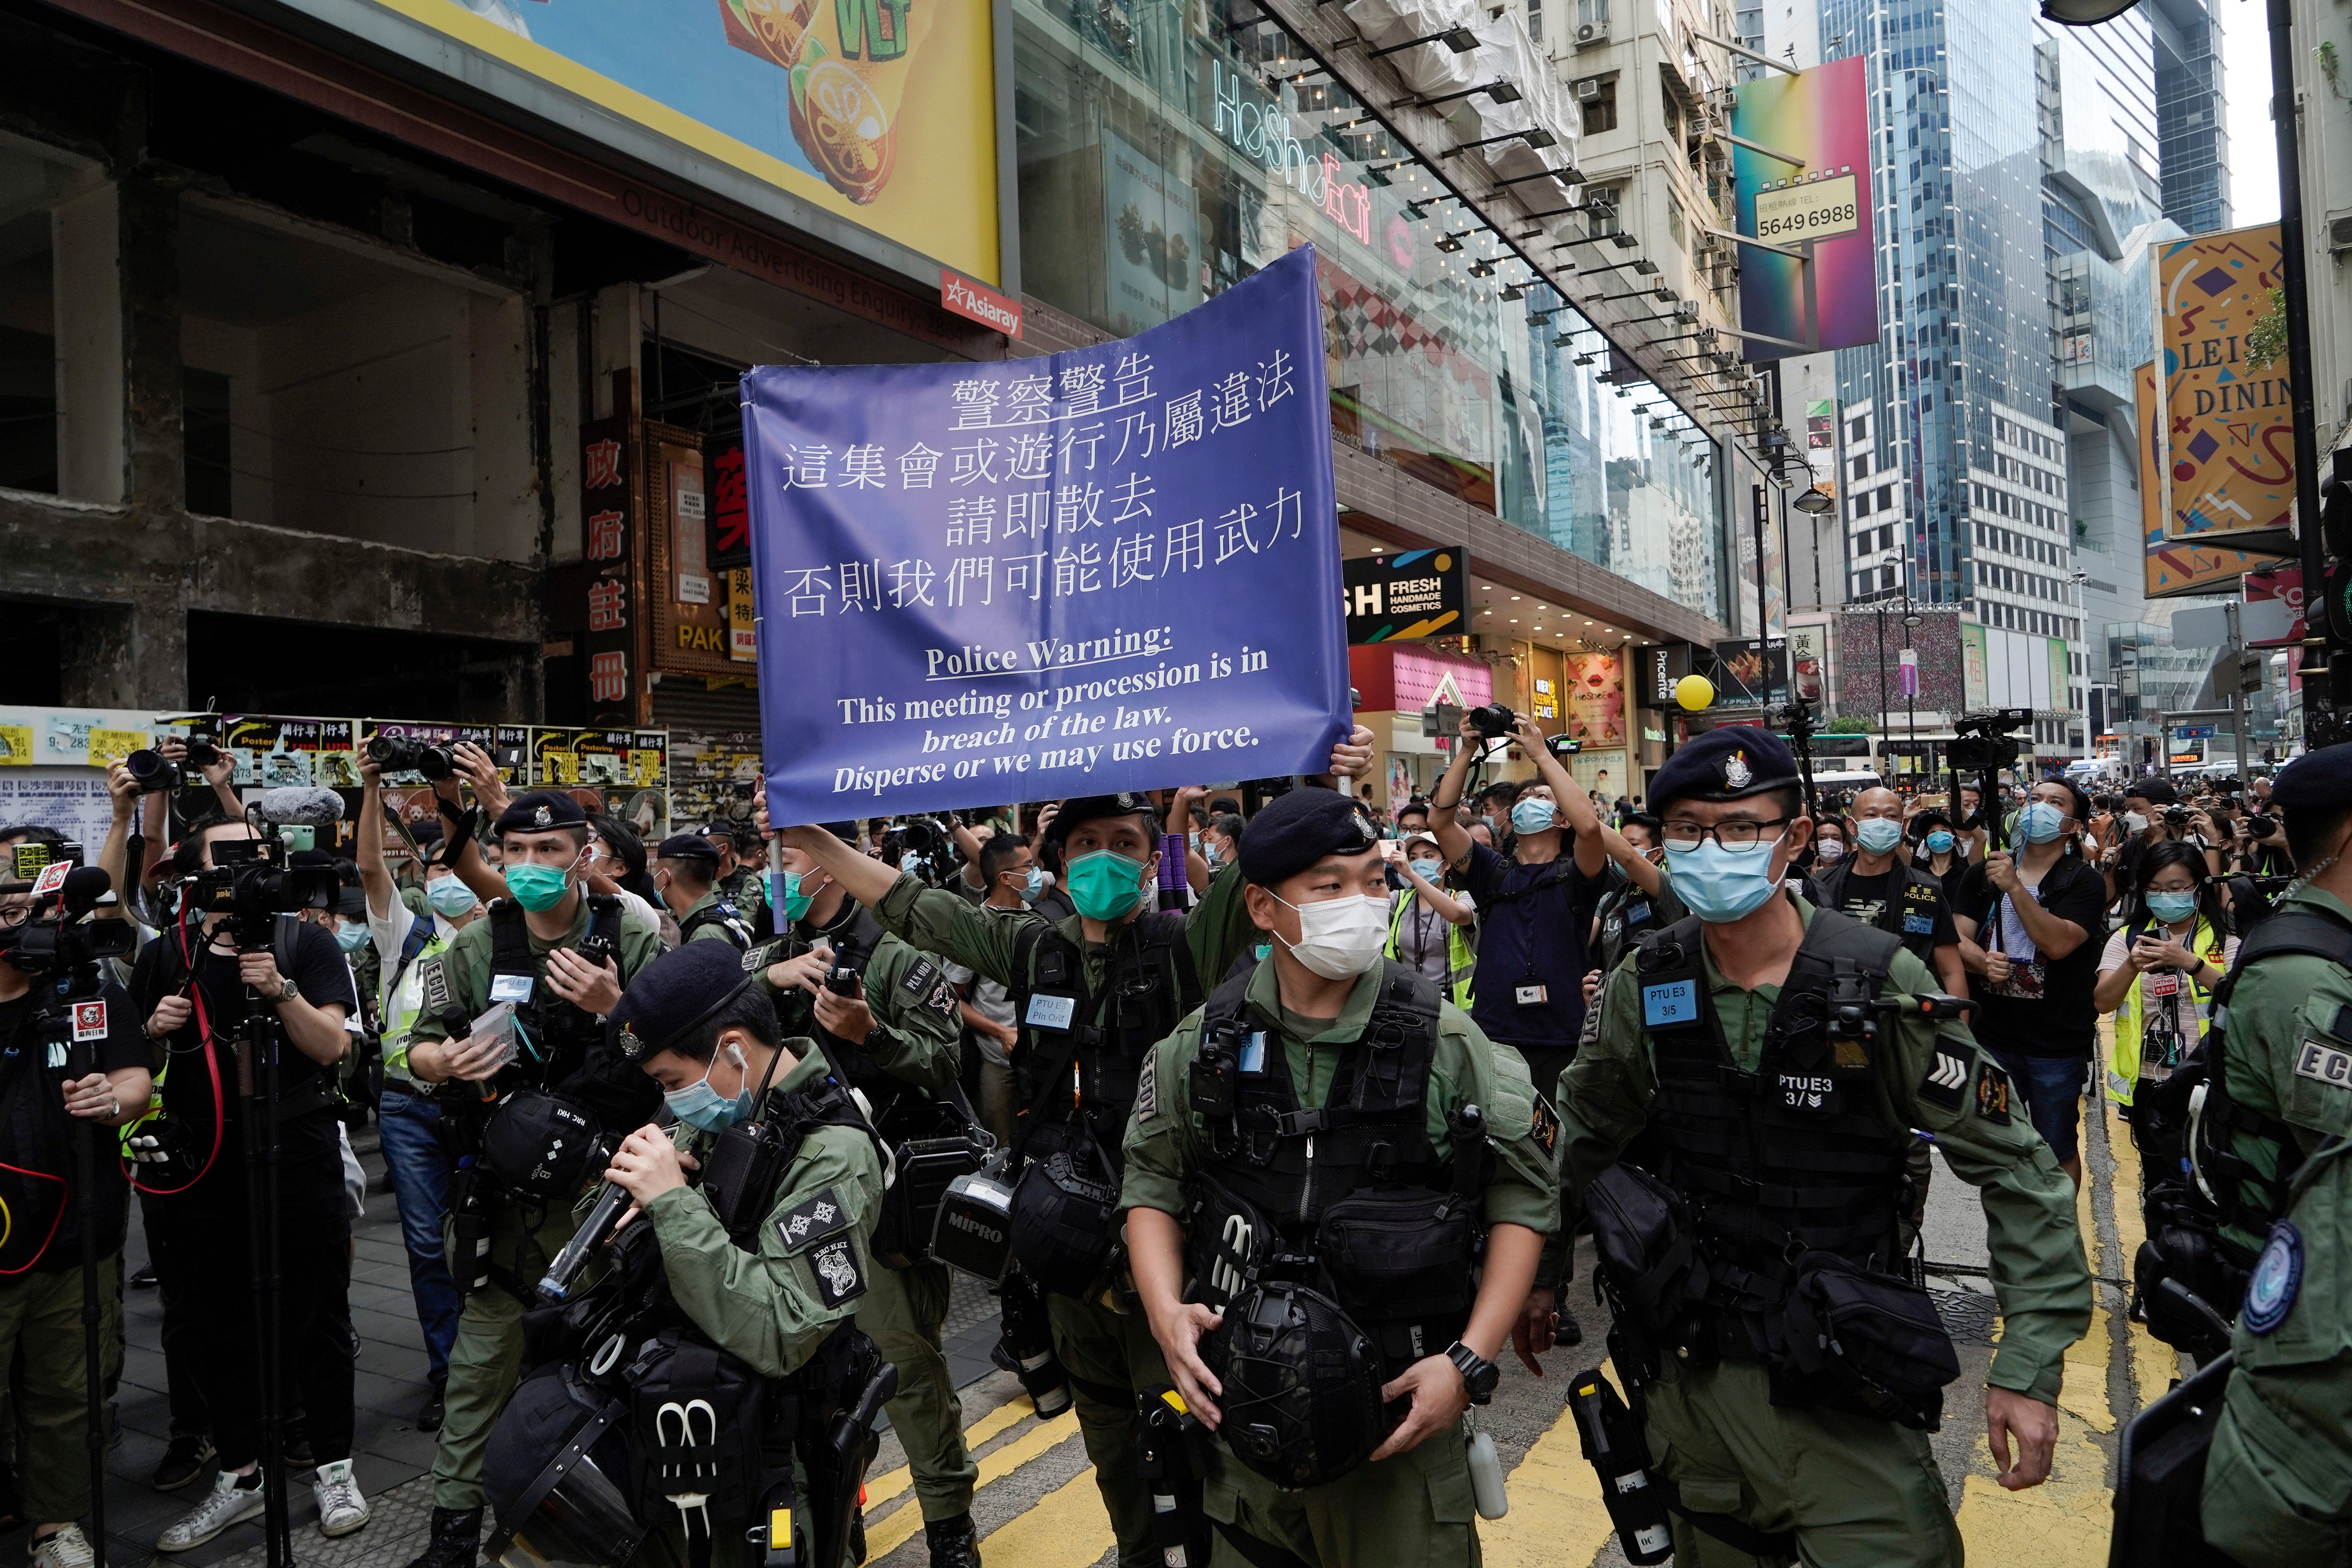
[2152,0,2231,237]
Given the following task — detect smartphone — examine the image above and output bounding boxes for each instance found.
[1377,839,1402,863]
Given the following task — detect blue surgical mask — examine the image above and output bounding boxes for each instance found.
[335,920,370,953]
[1924,830,1955,855]
[664,1043,754,1133]
[1021,865,1046,902]
[1409,858,1443,881]
[427,876,479,918]
[2019,802,2066,844]
[1854,818,1904,856]
[2146,891,2199,925]
[1511,798,1557,836]
[1666,839,1785,923]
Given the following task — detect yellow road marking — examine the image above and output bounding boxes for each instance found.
[1479,1361,1623,1568]
[862,1395,1037,1511]
[1955,1436,2115,1562]
[974,1463,1119,1568]
[863,1403,1084,1560]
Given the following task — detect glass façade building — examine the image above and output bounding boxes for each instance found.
[1008,0,1731,625]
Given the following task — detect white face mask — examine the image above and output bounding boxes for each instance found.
[1272,892,1390,980]
[2124,812,2149,833]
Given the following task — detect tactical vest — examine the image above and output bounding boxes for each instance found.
[781,905,906,1114]
[1627,909,1913,1364]
[679,894,755,952]
[1594,874,1683,979]
[2190,906,2352,1258]
[1808,859,1948,968]
[487,895,626,1090]
[1007,911,1200,1162]
[1182,961,1483,1376]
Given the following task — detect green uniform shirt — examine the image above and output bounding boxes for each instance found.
[405,891,669,1046]
[2214,885,2352,1252]
[766,914,963,1096]
[645,1042,886,1379]
[870,861,1255,1016]
[1120,958,1560,1237]
[1557,897,2090,1405]
[680,890,752,947]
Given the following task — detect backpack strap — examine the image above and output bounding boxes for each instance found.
[489,899,535,979]
[385,912,436,1000]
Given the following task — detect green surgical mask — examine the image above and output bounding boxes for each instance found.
[779,869,816,923]
[504,861,571,913]
[1064,850,1148,922]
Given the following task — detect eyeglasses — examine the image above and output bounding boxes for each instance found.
[1661,817,1791,854]
[0,905,29,929]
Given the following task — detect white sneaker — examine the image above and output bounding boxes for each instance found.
[157,1470,265,1552]
[30,1526,94,1568]
[312,1458,371,1538]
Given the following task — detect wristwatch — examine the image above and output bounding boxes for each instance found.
[277,977,301,1003]
[1445,1341,1499,1405]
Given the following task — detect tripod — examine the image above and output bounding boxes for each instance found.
[233,926,295,1568]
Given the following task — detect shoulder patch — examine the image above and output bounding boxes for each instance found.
[2293,1037,2352,1091]
[773,1186,853,1254]
[1918,1039,1975,1111]
[2243,1220,2303,1334]
[421,955,452,1014]
[1529,1093,1560,1155]
[900,958,940,996]
[926,979,960,1021]
[807,1236,866,1307]
[1136,1046,1160,1119]
[1974,1061,2013,1125]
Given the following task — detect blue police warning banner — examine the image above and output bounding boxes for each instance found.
[744,244,1347,824]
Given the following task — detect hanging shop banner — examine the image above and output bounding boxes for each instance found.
[2155,225,2297,558]
[744,243,1348,824]
[1729,56,1876,360]
[1710,637,1787,708]
[312,0,1001,287]
[2140,360,2271,598]
[1342,548,1466,643]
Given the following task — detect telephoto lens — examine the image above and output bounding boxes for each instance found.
[367,735,457,780]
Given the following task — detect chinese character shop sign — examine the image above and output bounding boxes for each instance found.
[744,244,1348,822]
[581,419,636,720]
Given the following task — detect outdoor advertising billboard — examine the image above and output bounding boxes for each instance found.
[1729,56,1877,360]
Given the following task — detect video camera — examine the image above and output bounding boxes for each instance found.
[187,834,341,949]
[4,846,135,976]
[884,816,961,888]
[1947,709,2034,772]
[365,734,455,781]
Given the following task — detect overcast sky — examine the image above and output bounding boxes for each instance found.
[2220,0,2280,225]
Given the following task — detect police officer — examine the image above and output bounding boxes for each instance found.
[710,822,772,935]
[755,822,982,1567]
[397,790,668,1568]
[773,740,1372,1568]
[599,941,891,1568]
[1120,788,1557,1567]
[1536,729,2090,1565]
[653,834,756,950]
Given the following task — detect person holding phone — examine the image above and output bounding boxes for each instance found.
[2094,843,2235,1147]
[1384,832,1476,1005]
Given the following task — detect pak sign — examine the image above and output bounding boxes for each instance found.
[1343,549,1466,643]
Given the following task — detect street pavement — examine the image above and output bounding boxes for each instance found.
[26,1068,2172,1568]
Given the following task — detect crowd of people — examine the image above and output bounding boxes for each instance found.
[2,718,2347,1568]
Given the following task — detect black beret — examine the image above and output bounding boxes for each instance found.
[2124,779,2177,805]
[655,833,722,863]
[1042,793,1156,851]
[608,941,755,1062]
[495,791,588,835]
[1650,726,1802,814]
[2270,742,2352,812]
[1238,787,1379,886]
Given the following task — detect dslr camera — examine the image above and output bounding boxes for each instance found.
[365,734,456,781]
[123,733,225,794]
[1466,703,1518,739]
[186,835,342,948]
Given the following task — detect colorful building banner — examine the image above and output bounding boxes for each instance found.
[1729,56,1877,360]
[2155,225,2296,555]
[744,245,1349,824]
[2140,360,2272,598]
[341,0,1001,285]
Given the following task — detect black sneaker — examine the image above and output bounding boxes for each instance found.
[150,1434,216,1493]
[922,1513,982,1568]
[416,1386,445,1434]
[400,1507,481,1568]
[281,1422,313,1472]
[129,1265,158,1289]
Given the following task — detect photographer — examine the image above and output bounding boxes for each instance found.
[1430,711,1608,1099]
[129,816,369,1550]
[2106,779,2181,905]
[394,791,667,1568]
[0,878,150,1568]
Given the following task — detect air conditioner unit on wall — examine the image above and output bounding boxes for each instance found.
[1575,77,1604,100]
[1576,20,1609,47]
[2329,213,2352,255]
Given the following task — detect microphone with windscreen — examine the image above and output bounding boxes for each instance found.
[252,787,347,827]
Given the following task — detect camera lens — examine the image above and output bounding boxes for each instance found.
[367,736,423,772]
[416,745,456,782]
[184,738,222,769]
[124,749,176,791]
[1467,703,1516,738]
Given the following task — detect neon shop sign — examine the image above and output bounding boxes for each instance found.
[1212,61,1373,247]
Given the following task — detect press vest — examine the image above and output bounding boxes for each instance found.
[379,913,452,1081]
[2105,916,2226,1107]
[1006,911,1200,1164]
[1385,891,1474,1008]
[1628,909,1913,1363]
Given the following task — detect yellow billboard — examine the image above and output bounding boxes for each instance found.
[370,0,1000,285]
[2141,360,2270,598]
[2153,225,2295,557]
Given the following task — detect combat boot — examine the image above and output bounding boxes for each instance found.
[401,1506,482,1568]
[922,1513,982,1568]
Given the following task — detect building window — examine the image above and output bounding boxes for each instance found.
[1582,77,1619,135]
[1528,0,1543,42]
[1879,525,1894,551]
[1876,484,1892,511]
[1850,417,1867,443]
[1881,565,1897,590]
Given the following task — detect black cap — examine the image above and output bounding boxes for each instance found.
[655,833,722,864]
[1237,787,1379,887]
[336,884,367,917]
[1649,726,1802,815]
[1042,793,1155,852]
[2271,742,2352,812]
[2124,778,2177,805]
[494,791,588,836]
[608,941,756,1062]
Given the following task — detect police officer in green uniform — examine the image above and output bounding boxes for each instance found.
[1120,788,1557,1567]
[773,773,1361,1568]
[1536,730,2090,1566]
[599,941,892,1568]
[653,834,757,950]
[398,791,670,1568]
[754,823,982,1567]
[711,822,772,937]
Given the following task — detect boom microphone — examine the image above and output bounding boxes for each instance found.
[59,867,114,920]
[252,787,347,827]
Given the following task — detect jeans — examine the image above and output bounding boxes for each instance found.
[377,1084,461,1386]
[1987,1049,2089,1166]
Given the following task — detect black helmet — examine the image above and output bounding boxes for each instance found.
[484,1365,647,1568]
[1200,1279,1391,1490]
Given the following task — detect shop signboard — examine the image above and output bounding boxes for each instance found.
[1632,643,1691,708]
[580,415,642,723]
[1729,56,1877,359]
[1562,651,1625,745]
[1711,637,1787,707]
[2156,226,2297,558]
[1342,549,1466,643]
[743,244,1346,824]
[2141,360,2273,598]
